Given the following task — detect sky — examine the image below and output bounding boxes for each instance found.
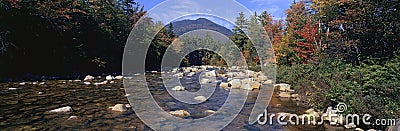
[136,0,293,19]
[135,0,294,29]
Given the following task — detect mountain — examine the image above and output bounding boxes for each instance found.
[171,18,233,37]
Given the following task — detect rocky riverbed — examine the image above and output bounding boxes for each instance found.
[0,66,358,130]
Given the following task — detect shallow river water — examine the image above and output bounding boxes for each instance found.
[0,72,348,130]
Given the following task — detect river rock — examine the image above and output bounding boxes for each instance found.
[305,108,320,118]
[111,104,127,112]
[275,83,291,92]
[49,106,73,113]
[172,86,185,91]
[355,128,363,131]
[241,83,253,91]
[219,82,230,88]
[278,92,291,98]
[115,76,124,80]
[200,78,212,84]
[344,123,356,129]
[106,75,114,80]
[204,110,216,115]
[83,82,91,85]
[250,81,261,90]
[84,75,94,81]
[94,81,107,86]
[174,73,184,78]
[67,116,81,121]
[8,88,17,90]
[229,79,241,89]
[264,79,274,84]
[187,72,196,77]
[205,70,216,77]
[169,110,190,117]
[291,94,299,98]
[194,96,207,102]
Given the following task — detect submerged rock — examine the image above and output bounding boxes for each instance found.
[67,116,82,121]
[204,110,216,114]
[194,96,207,102]
[49,106,73,113]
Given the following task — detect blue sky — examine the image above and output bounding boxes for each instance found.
[135,0,294,29]
[136,0,293,20]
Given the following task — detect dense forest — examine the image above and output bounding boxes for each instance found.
[1,0,399,129]
[0,0,146,79]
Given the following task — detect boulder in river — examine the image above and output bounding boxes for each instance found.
[106,75,114,80]
[229,79,242,89]
[111,104,127,112]
[115,76,124,80]
[173,73,184,78]
[169,110,190,117]
[172,86,185,91]
[250,81,261,90]
[204,70,216,77]
[219,82,230,88]
[84,75,95,81]
[49,106,73,113]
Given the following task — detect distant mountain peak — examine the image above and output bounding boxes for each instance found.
[171,18,233,37]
